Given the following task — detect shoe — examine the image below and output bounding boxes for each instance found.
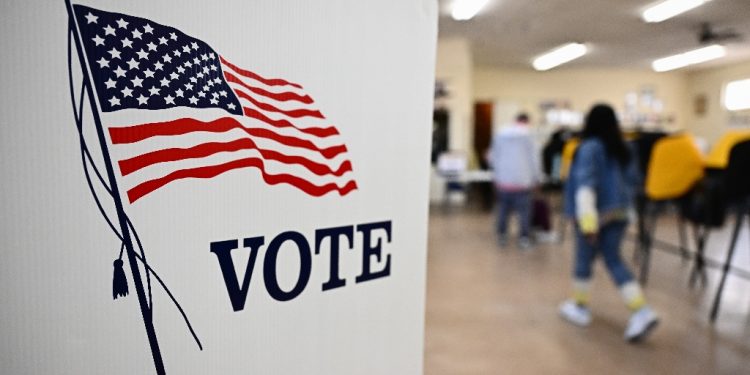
[535,230,559,244]
[559,300,592,327]
[624,306,659,343]
[519,237,533,250]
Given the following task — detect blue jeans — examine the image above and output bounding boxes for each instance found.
[496,190,532,239]
[574,221,634,286]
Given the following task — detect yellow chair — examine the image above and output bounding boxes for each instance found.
[704,130,750,169]
[645,134,705,200]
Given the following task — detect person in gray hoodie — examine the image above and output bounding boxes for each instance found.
[488,113,541,249]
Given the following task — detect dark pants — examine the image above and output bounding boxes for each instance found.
[497,190,532,239]
[574,221,634,286]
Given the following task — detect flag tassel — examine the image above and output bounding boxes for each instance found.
[113,258,129,299]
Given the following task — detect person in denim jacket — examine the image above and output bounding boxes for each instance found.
[559,104,659,343]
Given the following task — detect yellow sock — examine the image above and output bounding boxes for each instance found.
[573,279,591,306]
[620,281,646,311]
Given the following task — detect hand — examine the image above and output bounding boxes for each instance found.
[583,232,598,245]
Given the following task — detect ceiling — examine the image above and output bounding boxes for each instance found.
[438,0,750,70]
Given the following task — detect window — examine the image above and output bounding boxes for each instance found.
[724,79,750,111]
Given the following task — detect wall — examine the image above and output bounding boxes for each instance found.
[686,61,750,144]
[435,38,474,154]
[473,67,690,132]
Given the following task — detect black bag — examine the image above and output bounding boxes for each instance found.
[679,171,727,228]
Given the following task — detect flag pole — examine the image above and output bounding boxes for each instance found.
[65,1,166,373]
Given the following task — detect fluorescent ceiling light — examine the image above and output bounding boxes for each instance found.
[451,0,490,21]
[652,45,725,72]
[642,0,711,23]
[532,43,587,71]
[725,79,750,111]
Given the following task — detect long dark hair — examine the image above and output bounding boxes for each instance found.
[582,104,631,166]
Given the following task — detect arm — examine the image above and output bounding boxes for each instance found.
[572,142,601,234]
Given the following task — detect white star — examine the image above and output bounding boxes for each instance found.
[189,77,197,83]
[143,24,154,34]
[201,54,208,61]
[182,45,191,53]
[154,62,164,71]
[108,96,120,106]
[116,18,128,29]
[197,91,206,98]
[148,86,160,96]
[203,85,210,92]
[137,94,149,105]
[96,57,109,68]
[192,57,200,65]
[209,52,216,59]
[191,42,199,50]
[158,36,168,45]
[202,66,209,74]
[207,80,214,87]
[175,89,184,97]
[113,66,127,78]
[121,87,133,97]
[177,66,185,74]
[146,42,157,51]
[169,72,179,80]
[144,68,155,78]
[165,95,175,104]
[131,76,143,87]
[212,92,219,99]
[185,83,194,91]
[170,32,178,41]
[188,96,199,105]
[92,35,105,46]
[219,90,227,97]
[136,49,149,60]
[104,78,117,89]
[173,50,182,57]
[126,58,139,70]
[197,72,205,79]
[184,61,193,68]
[132,29,143,39]
[85,12,98,24]
[213,78,222,84]
[210,98,218,105]
[163,55,172,63]
[108,47,121,59]
[210,65,218,72]
[227,103,236,110]
[121,38,133,48]
[160,78,170,87]
[103,25,116,36]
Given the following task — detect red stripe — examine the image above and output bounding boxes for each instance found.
[242,107,339,138]
[234,90,323,119]
[224,71,313,104]
[220,56,303,89]
[127,157,358,203]
[118,138,354,177]
[108,117,348,159]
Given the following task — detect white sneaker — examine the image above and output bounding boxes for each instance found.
[624,306,659,343]
[519,237,533,250]
[559,300,592,327]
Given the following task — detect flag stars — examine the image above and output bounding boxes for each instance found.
[154,61,164,71]
[201,54,208,61]
[160,77,170,87]
[126,58,139,70]
[121,37,133,48]
[210,65,218,72]
[197,91,206,98]
[193,57,200,65]
[170,72,179,80]
[173,50,182,57]
[175,89,184,97]
[131,76,144,88]
[113,66,127,78]
[96,57,109,68]
[108,47,121,59]
[104,78,117,89]
[209,52,216,59]
[116,18,128,29]
[170,32,177,41]
[163,54,173,64]
[191,42,199,50]
[202,66,210,74]
[121,87,133,98]
[137,94,149,105]
[164,95,175,104]
[158,36,168,45]
[189,77,198,83]
[184,61,193,68]
[213,78,222,84]
[211,92,219,99]
[85,12,98,24]
[103,25,116,36]
[185,83,194,91]
[143,24,154,34]
[147,42,157,51]
[197,72,205,79]
[219,90,227,97]
[92,35,105,46]
[227,103,236,110]
[144,68,155,78]
[108,96,121,106]
[132,29,143,39]
[177,66,185,74]
[148,87,160,96]
[210,98,219,105]
[136,49,149,60]
[189,96,199,105]
[182,45,191,53]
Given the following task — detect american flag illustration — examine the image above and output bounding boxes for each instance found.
[72,5,357,203]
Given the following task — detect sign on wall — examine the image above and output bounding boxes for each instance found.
[0,1,437,373]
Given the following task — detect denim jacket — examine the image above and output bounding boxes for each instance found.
[564,138,637,219]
